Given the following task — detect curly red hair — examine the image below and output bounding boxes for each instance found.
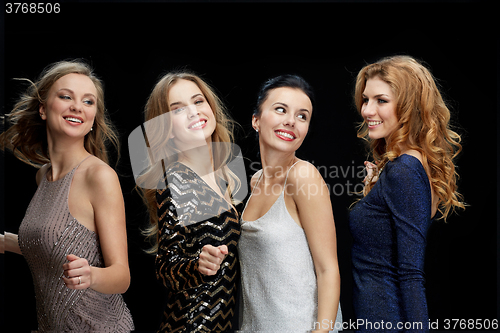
[354,55,465,220]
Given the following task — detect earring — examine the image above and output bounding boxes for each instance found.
[90,127,93,131]
[255,128,259,133]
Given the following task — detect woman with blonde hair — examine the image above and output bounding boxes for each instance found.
[135,71,241,332]
[349,55,465,332]
[0,60,134,332]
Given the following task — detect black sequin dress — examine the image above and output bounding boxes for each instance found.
[155,162,240,332]
[349,154,434,332]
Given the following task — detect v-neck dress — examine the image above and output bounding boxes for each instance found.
[155,161,241,332]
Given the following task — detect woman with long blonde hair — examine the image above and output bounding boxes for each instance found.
[0,60,134,332]
[349,55,464,332]
[134,71,242,332]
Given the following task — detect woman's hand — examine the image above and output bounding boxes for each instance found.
[363,161,379,184]
[363,161,379,195]
[198,244,228,276]
[62,254,92,290]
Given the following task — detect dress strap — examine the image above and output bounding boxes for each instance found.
[75,154,92,169]
[251,160,301,193]
[251,169,264,192]
[284,160,301,187]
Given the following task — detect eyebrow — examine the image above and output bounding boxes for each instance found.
[169,93,203,108]
[362,93,391,99]
[57,88,96,99]
[272,101,310,113]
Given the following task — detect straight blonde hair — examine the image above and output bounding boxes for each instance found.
[138,71,240,252]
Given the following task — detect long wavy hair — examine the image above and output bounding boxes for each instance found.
[354,55,465,220]
[138,71,240,253]
[0,60,119,166]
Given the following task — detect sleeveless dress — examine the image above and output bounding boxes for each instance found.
[238,161,342,332]
[349,155,433,332]
[18,156,134,332]
[155,162,241,332]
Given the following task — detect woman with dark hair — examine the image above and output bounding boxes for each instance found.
[0,60,133,332]
[350,55,465,332]
[238,75,342,332]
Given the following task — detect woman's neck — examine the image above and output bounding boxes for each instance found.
[47,137,89,181]
[259,144,297,181]
[177,144,214,177]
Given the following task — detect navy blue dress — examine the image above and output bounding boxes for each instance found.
[349,154,433,332]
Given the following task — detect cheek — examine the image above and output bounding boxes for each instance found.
[89,110,97,122]
[298,122,310,137]
[207,107,216,121]
[387,111,399,127]
[202,104,214,115]
[170,116,186,132]
[45,100,61,115]
[259,111,280,129]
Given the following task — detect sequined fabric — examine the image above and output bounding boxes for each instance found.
[238,163,342,332]
[155,162,240,332]
[349,154,433,332]
[18,158,134,332]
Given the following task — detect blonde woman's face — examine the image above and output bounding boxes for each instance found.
[39,73,97,141]
[361,77,399,140]
[167,79,216,149]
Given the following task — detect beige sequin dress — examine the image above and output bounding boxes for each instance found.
[18,157,134,332]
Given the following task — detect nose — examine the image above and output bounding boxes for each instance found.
[283,112,295,127]
[186,104,199,118]
[362,100,376,118]
[70,100,83,112]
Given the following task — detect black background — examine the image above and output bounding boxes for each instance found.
[1,1,498,332]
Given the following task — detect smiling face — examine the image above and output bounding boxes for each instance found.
[253,87,312,154]
[167,79,216,150]
[39,73,97,142]
[361,76,399,140]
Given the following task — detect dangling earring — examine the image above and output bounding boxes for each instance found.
[255,128,259,133]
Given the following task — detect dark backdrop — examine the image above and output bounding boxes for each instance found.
[2,1,498,332]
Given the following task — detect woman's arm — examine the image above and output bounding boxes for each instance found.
[289,162,341,332]
[62,164,130,294]
[1,232,22,255]
[1,167,48,256]
[384,157,432,329]
[155,170,229,291]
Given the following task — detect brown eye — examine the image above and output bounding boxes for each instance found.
[297,113,307,121]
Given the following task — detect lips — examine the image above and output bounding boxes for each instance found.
[367,119,383,128]
[274,129,296,141]
[188,119,207,130]
[63,116,84,124]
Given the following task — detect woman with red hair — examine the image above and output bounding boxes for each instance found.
[350,55,465,332]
